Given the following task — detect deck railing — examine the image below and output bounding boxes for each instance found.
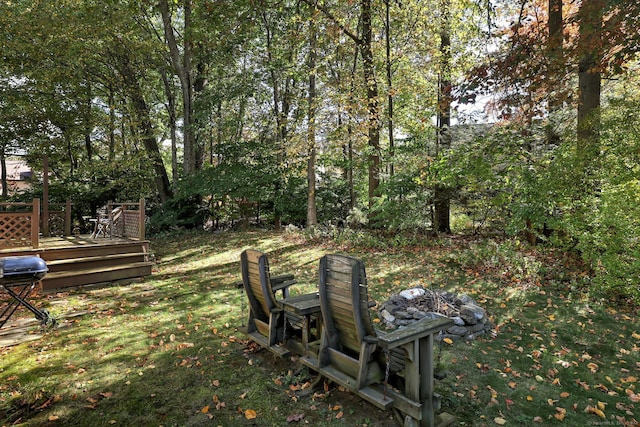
[105,199,146,240]
[0,198,146,250]
[45,200,72,237]
[0,199,40,249]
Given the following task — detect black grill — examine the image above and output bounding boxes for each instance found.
[1,256,55,329]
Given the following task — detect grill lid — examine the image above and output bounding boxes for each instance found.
[0,256,48,280]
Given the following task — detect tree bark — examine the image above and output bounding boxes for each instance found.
[306,12,318,227]
[1,149,7,198]
[161,67,179,186]
[361,0,381,208]
[159,0,196,175]
[304,0,381,210]
[434,0,452,234]
[385,0,395,177]
[546,0,563,146]
[118,53,173,203]
[577,0,603,169]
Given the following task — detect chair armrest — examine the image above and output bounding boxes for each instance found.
[271,274,296,299]
[364,335,379,344]
[271,274,295,287]
[377,317,453,350]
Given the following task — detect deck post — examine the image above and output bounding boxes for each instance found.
[138,198,145,240]
[65,199,72,236]
[32,198,40,249]
[42,157,49,237]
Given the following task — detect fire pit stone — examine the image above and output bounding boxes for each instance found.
[377,286,494,341]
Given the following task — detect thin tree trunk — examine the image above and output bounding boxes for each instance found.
[577,0,603,170]
[385,0,395,177]
[0,149,7,198]
[119,55,173,203]
[434,0,452,234]
[159,0,195,175]
[83,81,93,163]
[361,0,381,209]
[304,0,381,211]
[108,86,116,160]
[161,68,179,186]
[306,12,318,227]
[546,0,563,146]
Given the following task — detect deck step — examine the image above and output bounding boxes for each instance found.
[45,253,149,272]
[41,262,153,290]
[39,242,148,261]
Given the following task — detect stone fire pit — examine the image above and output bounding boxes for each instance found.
[377,287,494,341]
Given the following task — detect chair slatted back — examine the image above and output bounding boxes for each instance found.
[240,249,277,324]
[319,254,376,355]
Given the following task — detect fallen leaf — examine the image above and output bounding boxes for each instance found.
[554,407,566,421]
[586,405,606,419]
[286,413,305,422]
[443,337,454,345]
[201,405,209,414]
[560,392,570,398]
[212,380,220,387]
[245,409,257,420]
[48,415,60,421]
[335,411,343,419]
[494,417,506,425]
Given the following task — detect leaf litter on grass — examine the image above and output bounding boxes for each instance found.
[1,231,638,426]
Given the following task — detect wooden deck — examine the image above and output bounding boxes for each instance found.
[0,236,153,290]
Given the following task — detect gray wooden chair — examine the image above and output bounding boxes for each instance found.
[301,254,455,427]
[239,249,298,357]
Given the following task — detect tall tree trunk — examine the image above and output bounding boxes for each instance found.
[360,0,381,209]
[159,0,196,175]
[306,12,318,227]
[161,67,179,186]
[108,86,116,160]
[434,0,452,234]
[83,81,93,163]
[119,55,173,203]
[261,9,297,229]
[385,0,395,177]
[577,0,603,170]
[546,0,563,146]
[304,0,381,211]
[0,149,7,198]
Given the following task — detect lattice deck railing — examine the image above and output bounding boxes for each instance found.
[0,199,40,249]
[105,199,146,240]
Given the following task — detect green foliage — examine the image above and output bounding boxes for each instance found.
[148,194,208,234]
[445,98,640,302]
[370,172,433,232]
[568,99,640,302]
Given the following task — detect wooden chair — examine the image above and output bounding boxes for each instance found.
[301,254,455,427]
[90,206,123,238]
[239,249,299,357]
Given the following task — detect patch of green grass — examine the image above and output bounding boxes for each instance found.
[1,230,638,426]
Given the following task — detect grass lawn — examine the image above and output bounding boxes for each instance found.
[1,230,638,426]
